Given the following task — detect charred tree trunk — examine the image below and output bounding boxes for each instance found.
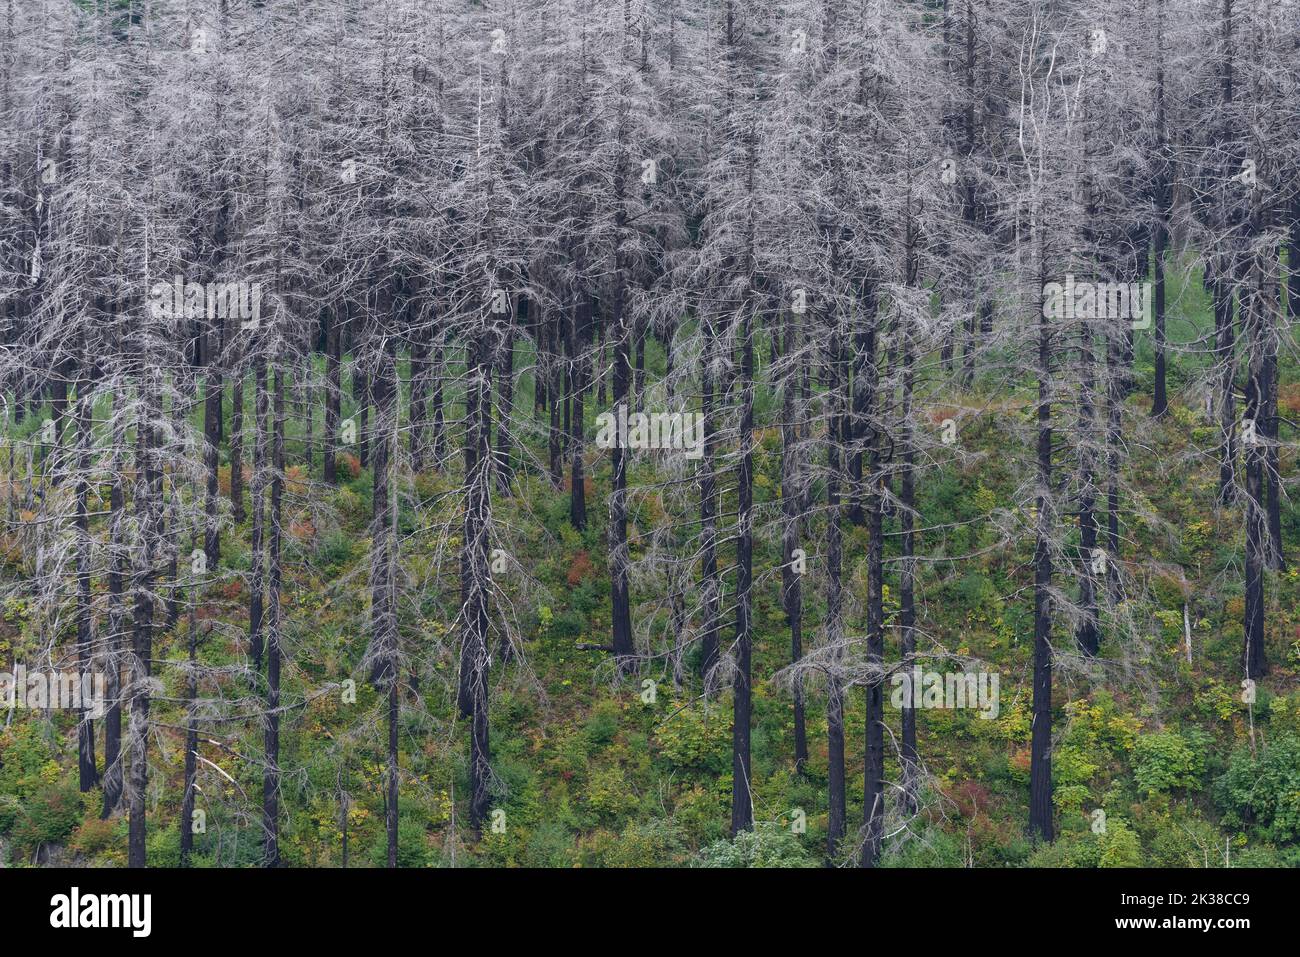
[824,321,847,863]
[324,303,342,484]
[74,371,97,792]
[1029,257,1055,844]
[698,308,721,693]
[731,297,755,837]
[203,320,222,571]
[1076,318,1102,657]
[861,286,884,869]
[465,324,494,833]
[780,301,808,775]
[1151,0,1170,418]
[179,542,199,867]
[262,362,285,866]
[128,365,162,868]
[1242,270,1269,679]
[101,389,127,819]
[495,298,516,494]
[249,357,268,671]
[569,298,588,530]
[368,337,400,866]
[1214,278,1237,505]
[410,310,431,473]
[230,367,246,523]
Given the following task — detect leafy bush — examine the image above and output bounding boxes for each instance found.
[7,782,84,859]
[584,700,621,747]
[1132,729,1208,795]
[655,702,730,775]
[599,820,688,867]
[368,817,433,867]
[1023,818,1139,868]
[1214,734,1300,843]
[695,822,817,868]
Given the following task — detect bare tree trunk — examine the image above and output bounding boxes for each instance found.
[861,284,884,868]
[203,321,222,571]
[101,389,126,819]
[1242,269,1269,679]
[410,310,430,472]
[1076,318,1102,657]
[128,365,162,868]
[432,335,446,463]
[731,297,755,837]
[324,302,342,484]
[249,357,268,670]
[698,308,721,693]
[368,337,400,866]
[825,324,847,862]
[495,298,515,493]
[230,367,246,522]
[465,325,494,833]
[1029,254,1055,844]
[262,362,285,866]
[1151,0,1170,418]
[1214,277,1237,505]
[74,366,97,792]
[179,531,199,867]
[569,298,588,530]
[780,302,808,775]
[899,296,918,815]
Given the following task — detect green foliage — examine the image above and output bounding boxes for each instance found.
[1214,734,1300,843]
[369,817,434,868]
[1132,729,1208,795]
[584,819,688,867]
[315,529,355,571]
[695,822,818,868]
[584,699,621,747]
[1024,818,1139,868]
[1097,819,1143,868]
[6,782,84,859]
[654,702,730,776]
[583,765,640,823]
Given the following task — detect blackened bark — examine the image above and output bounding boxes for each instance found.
[548,311,563,485]
[1242,273,1269,679]
[410,312,430,472]
[74,372,97,792]
[128,367,162,868]
[698,309,721,692]
[1029,263,1055,844]
[465,326,494,833]
[731,300,755,837]
[230,370,246,523]
[496,299,515,494]
[825,325,847,862]
[1151,0,1169,418]
[780,302,807,774]
[324,303,341,484]
[356,367,370,469]
[249,358,268,670]
[569,298,588,530]
[101,390,126,819]
[899,299,918,815]
[1076,320,1102,658]
[179,563,199,867]
[1214,279,1237,505]
[368,338,400,866]
[432,336,446,463]
[861,290,884,868]
[203,326,222,571]
[262,364,285,866]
